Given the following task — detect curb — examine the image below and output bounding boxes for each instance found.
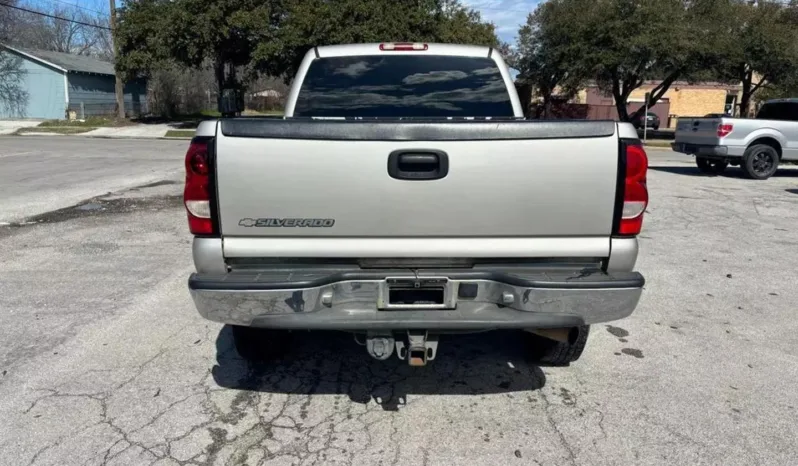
[10,132,190,140]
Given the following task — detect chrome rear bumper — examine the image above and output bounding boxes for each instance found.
[189,269,644,330]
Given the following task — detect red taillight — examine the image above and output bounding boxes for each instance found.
[184,138,214,235]
[379,42,428,51]
[618,143,648,236]
[717,123,733,137]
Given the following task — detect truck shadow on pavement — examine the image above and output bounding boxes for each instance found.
[649,166,798,178]
[212,327,547,411]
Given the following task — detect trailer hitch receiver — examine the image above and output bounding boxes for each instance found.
[395,331,439,366]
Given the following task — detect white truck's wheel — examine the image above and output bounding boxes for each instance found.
[525,325,590,366]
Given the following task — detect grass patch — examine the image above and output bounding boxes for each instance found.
[39,117,134,128]
[17,126,95,135]
[164,129,195,138]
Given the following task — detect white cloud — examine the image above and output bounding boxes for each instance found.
[462,0,542,43]
[472,67,501,76]
[402,70,469,85]
[332,61,374,78]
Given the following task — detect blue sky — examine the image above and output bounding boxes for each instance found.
[33,0,541,45]
[463,0,542,44]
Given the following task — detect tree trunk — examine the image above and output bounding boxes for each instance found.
[610,74,631,122]
[214,60,225,114]
[614,90,630,122]
[542,94,552,119]
[739,70,752,118]
[628,72,680,122]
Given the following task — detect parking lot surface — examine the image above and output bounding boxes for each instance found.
[1,141,797,465]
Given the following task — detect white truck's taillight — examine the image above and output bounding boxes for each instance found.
[184,138,214,235]
[617,143,648,236]
[717,123,733,137]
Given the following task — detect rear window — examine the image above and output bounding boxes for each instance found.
[756,102,798,121]
[293,55,514,118]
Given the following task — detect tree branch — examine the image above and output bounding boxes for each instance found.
[629,70,682,120]
[750,75,769,95]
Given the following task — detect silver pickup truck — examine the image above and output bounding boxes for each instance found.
[184,43,647,367]
[673,99,798,179]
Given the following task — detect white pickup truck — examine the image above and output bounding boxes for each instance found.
[184,43,647,366]
[673,99,798,179]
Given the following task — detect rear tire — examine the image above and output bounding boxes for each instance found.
[741,144,779,180]
[525,325,590,366]
[696,157,728,174]
[231,326,290,362]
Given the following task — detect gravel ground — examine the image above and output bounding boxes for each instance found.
[1,146,797,465]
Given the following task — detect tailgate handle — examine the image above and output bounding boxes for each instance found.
[388,150,449,180]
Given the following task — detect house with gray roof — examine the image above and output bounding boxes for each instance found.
[0,44,147,120]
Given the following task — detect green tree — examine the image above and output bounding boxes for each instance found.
[117,0,279,115]
[116,0,175,82]
[117,0,499,114]
[590,0,731,121]
[510,0,589,118]
[712,0,798,116]
[515,0,732,122]
[252,0,499,80]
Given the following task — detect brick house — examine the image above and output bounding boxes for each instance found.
[576,81,742,128]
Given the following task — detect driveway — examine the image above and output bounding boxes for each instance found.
[0,147,797,465]
[0,120,42,135]
[82,123,176,138]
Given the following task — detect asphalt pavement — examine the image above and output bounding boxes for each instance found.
[0,136,187,223]
[1,139,798,465]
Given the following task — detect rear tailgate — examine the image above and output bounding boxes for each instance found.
[214,119,621,258]
[675,117,724,145]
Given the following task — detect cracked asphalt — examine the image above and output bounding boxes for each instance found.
[1,140,798,465]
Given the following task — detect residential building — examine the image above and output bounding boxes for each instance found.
[578,81,741,128]
[0,44,147,120]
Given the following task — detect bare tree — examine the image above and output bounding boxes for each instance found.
[1,0,20,42]
[148,63,217,117]
[1,1,111,57]
[0,49,28,117]
[24,5,100,54]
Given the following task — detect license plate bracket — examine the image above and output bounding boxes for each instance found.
[378,277,456,310]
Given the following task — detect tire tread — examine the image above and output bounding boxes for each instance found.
[526,325,590,366]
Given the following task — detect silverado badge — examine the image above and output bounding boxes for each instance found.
[239,218,335,227]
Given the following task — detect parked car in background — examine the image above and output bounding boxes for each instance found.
[184,43,647,368]
[632,112,660,130]
[673,99,798,179]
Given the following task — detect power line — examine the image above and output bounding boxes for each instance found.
[0,3,111,30]
[42,0,110,17]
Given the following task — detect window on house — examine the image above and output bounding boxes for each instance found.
[724,94,737,115]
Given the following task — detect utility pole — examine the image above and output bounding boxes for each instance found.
[109,0,125,119]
